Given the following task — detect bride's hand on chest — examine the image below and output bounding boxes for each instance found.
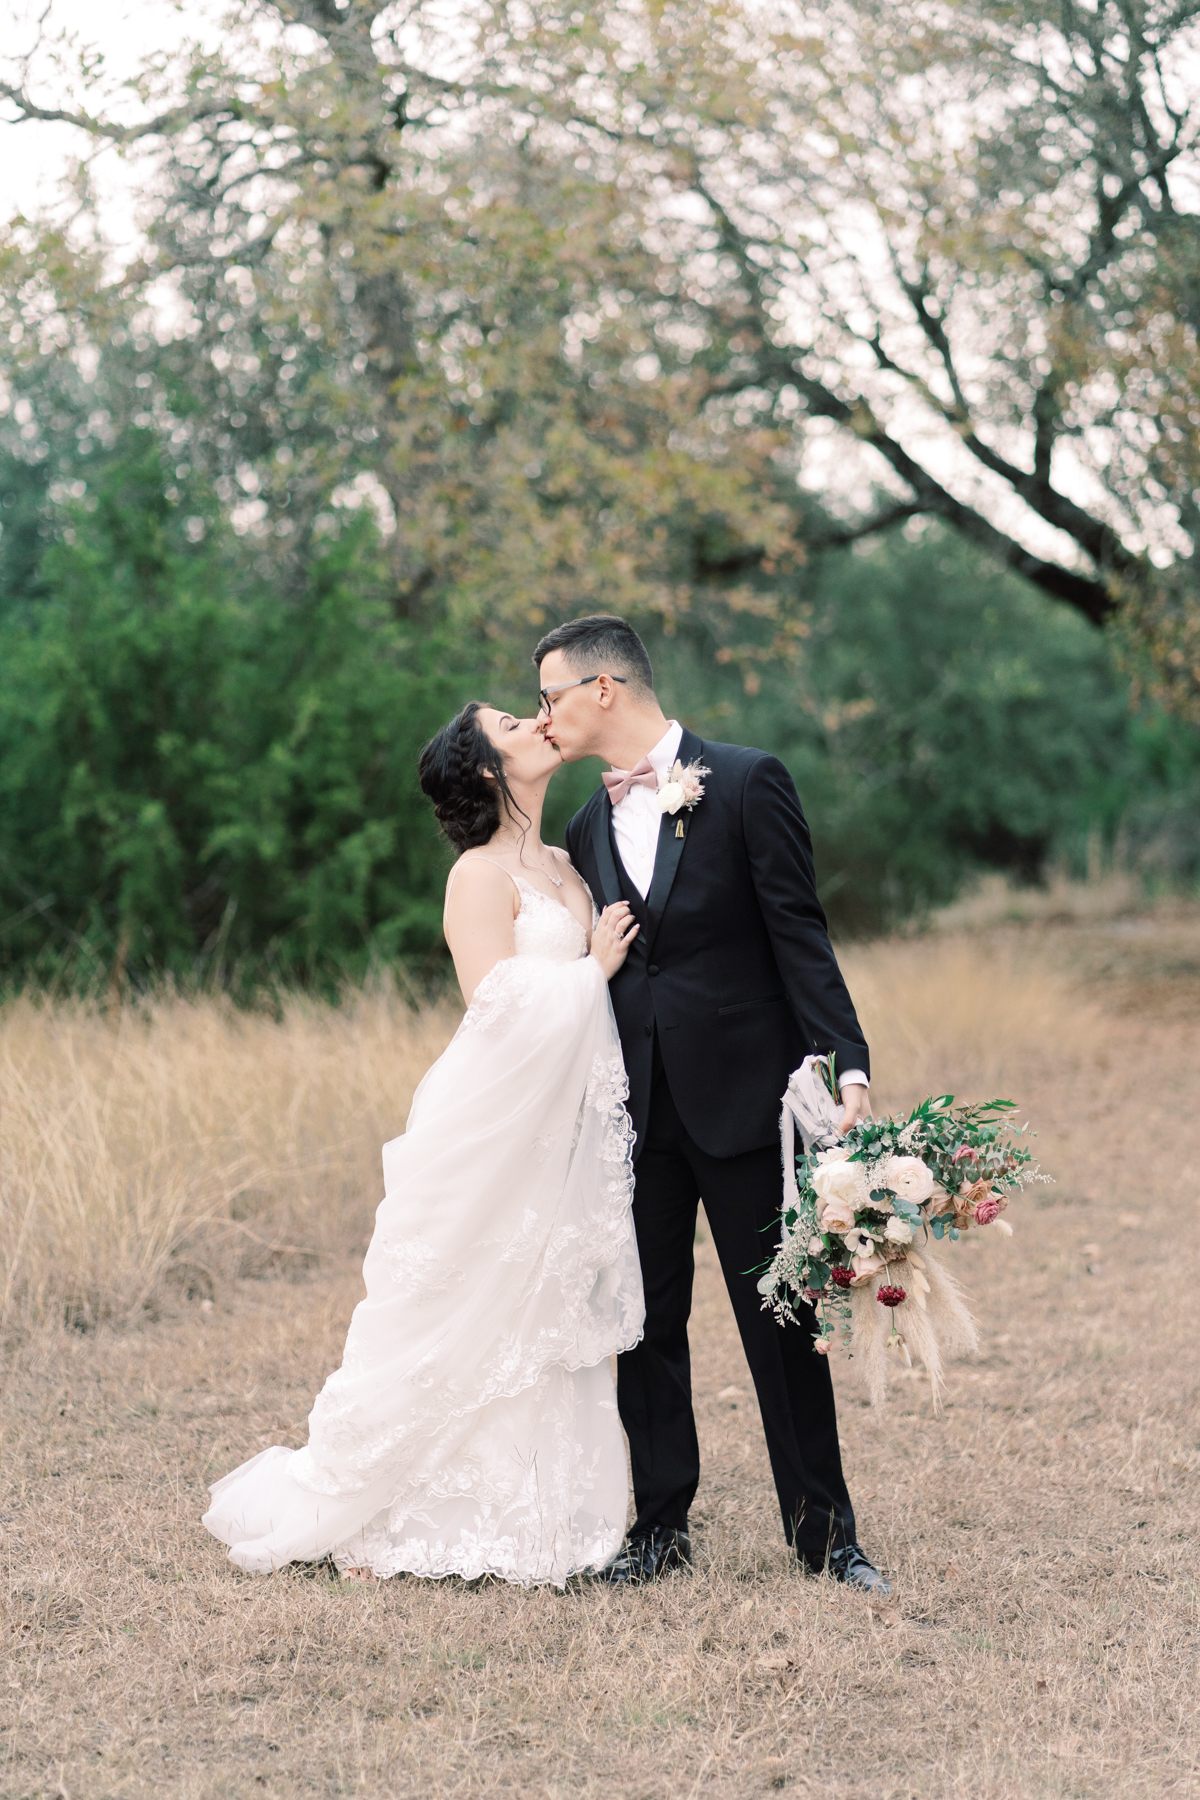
[589,902,639,979]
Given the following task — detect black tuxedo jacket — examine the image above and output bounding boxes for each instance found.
[565,729,869,1162]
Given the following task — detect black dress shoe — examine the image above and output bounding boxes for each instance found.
[798,1542,892,1598]
[599,1526,692,1585]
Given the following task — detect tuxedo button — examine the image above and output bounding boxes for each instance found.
[648,964,660,976]
[644,1024,653,1037]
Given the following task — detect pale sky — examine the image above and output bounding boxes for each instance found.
[0,0,224,242]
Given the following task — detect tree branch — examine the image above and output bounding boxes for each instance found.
[688,171,1120,621]
[806,502,923,548]
[0,81,242,145]
[865,258,1133,574]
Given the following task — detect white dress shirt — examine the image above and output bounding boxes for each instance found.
[610,720,684,900]
[606,721,867,1093]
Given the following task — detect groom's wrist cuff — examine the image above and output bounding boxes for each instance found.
[838,1070,869,1091]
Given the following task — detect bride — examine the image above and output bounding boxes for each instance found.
[202,703,645,1587]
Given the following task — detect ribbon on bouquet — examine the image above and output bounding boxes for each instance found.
[779,1055,843,1229]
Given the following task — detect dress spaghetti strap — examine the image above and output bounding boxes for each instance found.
[444,855,521,905]
[445,850,580,916]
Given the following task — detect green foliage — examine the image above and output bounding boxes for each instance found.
[0,436,461,989]
[0,194,1197,988]
[2,407,1197,990]
[772,531,1139,933]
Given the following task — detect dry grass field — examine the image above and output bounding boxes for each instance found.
[3,891,1199,1799]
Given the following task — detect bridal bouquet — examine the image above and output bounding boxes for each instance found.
[758,1058,1047,1409]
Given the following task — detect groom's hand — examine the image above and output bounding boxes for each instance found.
[837,1082,871,1136]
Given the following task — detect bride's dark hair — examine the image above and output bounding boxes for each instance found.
[418,702,528,854]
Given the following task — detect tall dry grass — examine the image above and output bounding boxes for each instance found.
[3,916,1199,1798]
[0,986,457,1332]
[1,936,1091,1334]
[840,933,1097,1113]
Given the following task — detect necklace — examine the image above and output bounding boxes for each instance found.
[527,845,564,887]
[535,853,564,887]
[493,839,564,887]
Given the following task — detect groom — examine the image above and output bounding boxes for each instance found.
[536,614,890,1596]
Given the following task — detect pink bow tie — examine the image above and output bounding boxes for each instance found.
[602,757,658,806]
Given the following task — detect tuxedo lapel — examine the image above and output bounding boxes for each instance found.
[588,795,624,908]
[643,728,703,955]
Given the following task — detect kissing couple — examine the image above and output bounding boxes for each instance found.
[203,614,890,1599]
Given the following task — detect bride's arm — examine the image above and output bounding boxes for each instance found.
[443,860,519,1005]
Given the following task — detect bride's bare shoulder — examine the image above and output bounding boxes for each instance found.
[444,854,519,914]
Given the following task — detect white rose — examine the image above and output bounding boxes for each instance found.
[811,1160,867,1212]
[808,1236,825,1256]
[883,1155,936,1204]
[815,1146,852,1164]
[884,1216,914,1245]
[657,781,685,814]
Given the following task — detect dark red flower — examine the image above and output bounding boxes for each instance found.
[829,1266,855,1289]
[876,1284,907,1307]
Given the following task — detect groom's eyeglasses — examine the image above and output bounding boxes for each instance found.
[537,674,626,717]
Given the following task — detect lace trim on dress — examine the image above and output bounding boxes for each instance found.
[330,1367,622,1585]
[463,956,539,1033]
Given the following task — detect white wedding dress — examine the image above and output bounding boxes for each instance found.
[202,877,644,1587]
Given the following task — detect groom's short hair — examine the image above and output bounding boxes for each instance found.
[532,614,654,697]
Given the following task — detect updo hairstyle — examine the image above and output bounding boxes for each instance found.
[418,702,526,854]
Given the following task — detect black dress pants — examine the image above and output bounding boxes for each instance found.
[617,1054,856,1558]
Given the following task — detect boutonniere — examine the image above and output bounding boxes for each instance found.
[656,759,710,816]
